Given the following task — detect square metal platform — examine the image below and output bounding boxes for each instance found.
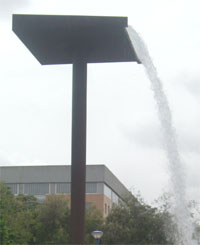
[13,14,140,65]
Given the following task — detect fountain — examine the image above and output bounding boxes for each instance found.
[126,27,197,245]
[12,14,196,244]
[12,14,140,244]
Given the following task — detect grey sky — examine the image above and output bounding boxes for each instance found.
[0,0,199,204]
[0,0,29,20]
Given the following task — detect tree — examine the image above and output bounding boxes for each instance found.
[0,185,103,245]
[102,195,173,244]
[188,200,200,244]
[0,183,38,244]
[153,192,180,243]
[0,182,16,244]
[2,182,187,244]
[85,205,104,244]
[35,195,70,244]
[36,196,104,244]
[0,182,40,245]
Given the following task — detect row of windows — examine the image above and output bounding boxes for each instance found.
[104,184,119,205]
[5,183,120,206]
[56,183,97,194]
[24,183,49,195]
[5,183,98,195]
[56,183,71,194]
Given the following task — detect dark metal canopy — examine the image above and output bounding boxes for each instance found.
[12,14,140,244]
[12,14,140,65]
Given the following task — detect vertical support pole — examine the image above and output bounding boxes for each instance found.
[71,60,87,244]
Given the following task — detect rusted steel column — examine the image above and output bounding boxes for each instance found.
[71,60,87,244]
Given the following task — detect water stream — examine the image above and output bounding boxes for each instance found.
[126,26,196,245]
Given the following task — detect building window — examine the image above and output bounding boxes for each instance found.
[104,184,112,199]
[24,183,49,195]
[56,183,71,194]
[86,183,97,193]
[6,184,18,195]
[112,191,119,205]
[56,183,97,194]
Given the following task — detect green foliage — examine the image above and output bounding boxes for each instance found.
[85,205,104,244]
[0,182,40,244]
[0,184,104,245]
[194,224,200,244]
[3,182,195,244]
[35,195,70,244]
[102,195,173,244]
[153,192,180,243]
[0,182,19,244]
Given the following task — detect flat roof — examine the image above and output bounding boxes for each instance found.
[0,164,130,198]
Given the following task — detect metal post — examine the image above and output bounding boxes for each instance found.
[71,60,87,244]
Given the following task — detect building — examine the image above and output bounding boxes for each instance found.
[0,165,130,217]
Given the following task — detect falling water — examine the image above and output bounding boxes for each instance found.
[126,26,196,245]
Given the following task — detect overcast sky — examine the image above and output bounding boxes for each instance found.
[0,0,199,204]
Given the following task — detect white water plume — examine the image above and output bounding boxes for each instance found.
[126,26,196,245]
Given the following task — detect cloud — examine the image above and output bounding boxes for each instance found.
[175,73,200,98]
[0,0,29,20]
[0,150,12,165]
[121,122,200,156]
[184,79,200,97]
[0,150,51,166]
[179,131,200,154]
[121,124,163,149]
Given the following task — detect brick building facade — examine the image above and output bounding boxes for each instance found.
[0,165,130,217]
